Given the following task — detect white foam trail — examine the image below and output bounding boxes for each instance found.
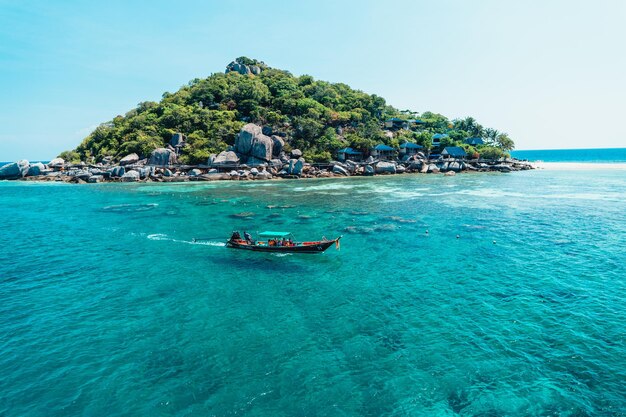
[147,234,225,246]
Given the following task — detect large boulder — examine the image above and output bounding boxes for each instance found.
[0,160,29,179]
[290,149,302,159]
[121,170,140,182]
[120,153,139,166]
[332,165,350,176]
[211,151,239,166]
[109,166,125,177]
[148,148,177,166]
[448,161,461,172]
[234,124,273,163]
[364,165,375,176]
[88,175,104,183]
[427,164,440,173]
[48,158,65,169]
[375,161,396,174]
[271,135,284,157]
[286,158,305,175]
[255,170,272,180]
[189,169,202,177]
[27,162,46,176]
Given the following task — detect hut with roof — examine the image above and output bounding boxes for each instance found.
[371,144,397,160]
[399,142,424,157]
[432,133,448,148]
[442,146,467,159]
[464,137,484,146]
[337,147,363,162]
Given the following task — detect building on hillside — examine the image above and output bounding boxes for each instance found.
[442,146,467,159]
[432,133,448,148]
[384,118,426,130]
[337,147,363,162]
[464,137,484,146]
[399,142,424,157]
[372,144,397,160]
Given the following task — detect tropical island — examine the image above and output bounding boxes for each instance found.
[0,57,532,182]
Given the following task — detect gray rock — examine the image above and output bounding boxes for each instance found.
[250,65,261,75]
[364,165,375,176]
[290,149,302,159]
[109,166,125,177]
[444,171,456,176]
[27,162,46,176]
[0,160,29,179]
[48,158,65,168]
[120,153,139,166]
[271,136,284,157]
[189,169,202,176]
[375,161,396,174]
[448,161,461,172]
[345,160,359,174]
[121,170,140,182]
[229,170,238,177]
[332,165,350,176]
[73,169,91,180]
[211,151,239,165]
[137,167,154,179]
[262,126,273,136]
[255,171,272,180]
[365,156,375,164]
[163,169,172,177]
[396,165,406,174]
[427,164,440,173]
[208,168,217,174]
[270,159,284,169]
[148,148,177,166]
[250,168,259,175]
[88,175,104,183]
[286,158,304,175]
[235,124,273,163]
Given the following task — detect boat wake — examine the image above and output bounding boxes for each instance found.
[147,233,225,247]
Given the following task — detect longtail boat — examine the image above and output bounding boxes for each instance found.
[226,231,341,253]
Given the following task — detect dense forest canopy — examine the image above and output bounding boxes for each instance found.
[60,57,514,163]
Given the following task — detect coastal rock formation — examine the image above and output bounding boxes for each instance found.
[290,149,303,159]
[234,124,273,163]
[375,161,396,174]
[189,169,202,176]
[48,158,65,169]
[332,165,350,176]
[88,175,104,183]
[271,135,284,157]
[211,151,239,165]
[109,166,125,177]
[148,148,177,166]
[0,160,30,179]
[121,170,140,182]
[120,153,140,166]
[286,158,304,176]
[365,165,375,176]
[27,162,46,176]
[225,61,262,75]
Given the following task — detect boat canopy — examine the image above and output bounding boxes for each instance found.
[258,231,293,238]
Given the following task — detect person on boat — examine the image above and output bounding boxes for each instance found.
[288,238,293,247]
[281,237,287,247]
[243,231,253,244]
[231,231,241,241]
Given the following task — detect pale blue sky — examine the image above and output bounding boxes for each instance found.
[1,0,625,160]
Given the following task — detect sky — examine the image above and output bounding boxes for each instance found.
[1,0,625,160]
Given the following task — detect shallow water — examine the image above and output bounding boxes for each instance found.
[1,170,625,416]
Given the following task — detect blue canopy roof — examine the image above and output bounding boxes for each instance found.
[442,146,467,157]
[464,137,484,145]
[400,142,424,149]
[433,133,449,139]
[337,147,362,155]
[258,231,293,238]
[374,144,395,151]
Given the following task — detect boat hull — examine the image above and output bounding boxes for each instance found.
[226,238,339,253]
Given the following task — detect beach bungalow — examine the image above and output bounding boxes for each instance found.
[464,137,484,146]
[337,147,363,162]
[432,133,448,148]
[442,146,467,159]
[399,142,424,157]
[384,118,426,130]
[372,144,397,160]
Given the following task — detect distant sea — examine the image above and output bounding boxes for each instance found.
[511,147,626,163]
[1,168,625,416]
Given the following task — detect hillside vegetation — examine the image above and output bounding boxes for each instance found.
[60,57,514,163]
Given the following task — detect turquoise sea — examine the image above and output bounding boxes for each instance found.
[511,148,626,163]
[1,168,626,416]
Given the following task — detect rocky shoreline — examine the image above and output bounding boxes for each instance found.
[0,123,534,183]
[0,155,534,184]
